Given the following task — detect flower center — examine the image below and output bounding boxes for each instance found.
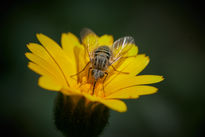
[78,77,105,98]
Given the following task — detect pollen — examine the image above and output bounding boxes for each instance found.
[78,76,104,97]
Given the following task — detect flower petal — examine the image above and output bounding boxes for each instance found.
[132,75,164,84]
[61,33,82,73]
[61,32,81,59]
[38,76,62,91]
[27,43,66,79]
[36,33,76,87]
[27,43,56,64]
[74,46,89,82]
[105,75,163,95]
[118,54,150,75]
[106,86,158,99]
[80,93,127,112]
[28,62,63,91]
[25,53,67,87]
[100,99,127,112]
[127,45,138,57]
[28,62,52,77]
[105,54,150,86]
[61,87,81,95]
[98,35,114,46]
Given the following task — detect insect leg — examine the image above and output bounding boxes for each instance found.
[70,61,90,77]
[87,67,92,80]
[111,65,129,74]
[92,80,97,95]
[102,72,108,96]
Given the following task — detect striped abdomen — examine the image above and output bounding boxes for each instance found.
[92,46,112,70]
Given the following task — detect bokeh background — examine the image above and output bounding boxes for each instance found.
[1,0,204,137]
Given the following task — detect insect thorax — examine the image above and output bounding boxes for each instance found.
[92,46,112,70]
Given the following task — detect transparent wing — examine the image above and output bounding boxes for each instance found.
[80,28,99,59]
[110,36,135,64]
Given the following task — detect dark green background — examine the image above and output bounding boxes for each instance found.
[1,0,204,137]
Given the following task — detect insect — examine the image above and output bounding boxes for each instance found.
[71,28,136,94]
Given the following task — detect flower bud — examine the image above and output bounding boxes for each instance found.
[54,93,110,137]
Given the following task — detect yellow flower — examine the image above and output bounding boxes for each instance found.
[25,29,164,112]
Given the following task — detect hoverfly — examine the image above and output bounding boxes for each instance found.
[71,28,136,94]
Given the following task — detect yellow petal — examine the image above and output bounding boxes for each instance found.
[61,32,81,64]
[61,33,86,81]
[131,75,164,84]
[74,46,89,82]
[36,33,76,87]
[105,75,163,95]
[81,93,127,112]
[106,86,158,99]
[28,62,63,87]
[100,99,127,112]
[61,87,81,95]
[126,45,138,56]
[98,35,114,46]
[26,42,70,87]
[27,43,66,78]
[27,43,55,64]
[28,62,63,91]
[28,62,52,77]
[82,93,99,102]
[62,79,128,112]
[25,53,67,87]
[38,76,62,91]
[105,54,150,86]
[119,54,150,75]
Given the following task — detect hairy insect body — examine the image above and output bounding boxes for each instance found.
[76,28,135,94]
[91,46,112,80]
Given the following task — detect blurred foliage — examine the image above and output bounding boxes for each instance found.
[0,0,204,137]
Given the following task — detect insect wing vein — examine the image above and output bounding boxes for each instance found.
[111,36,135,64]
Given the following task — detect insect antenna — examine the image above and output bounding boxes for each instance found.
[102,72,108,95]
